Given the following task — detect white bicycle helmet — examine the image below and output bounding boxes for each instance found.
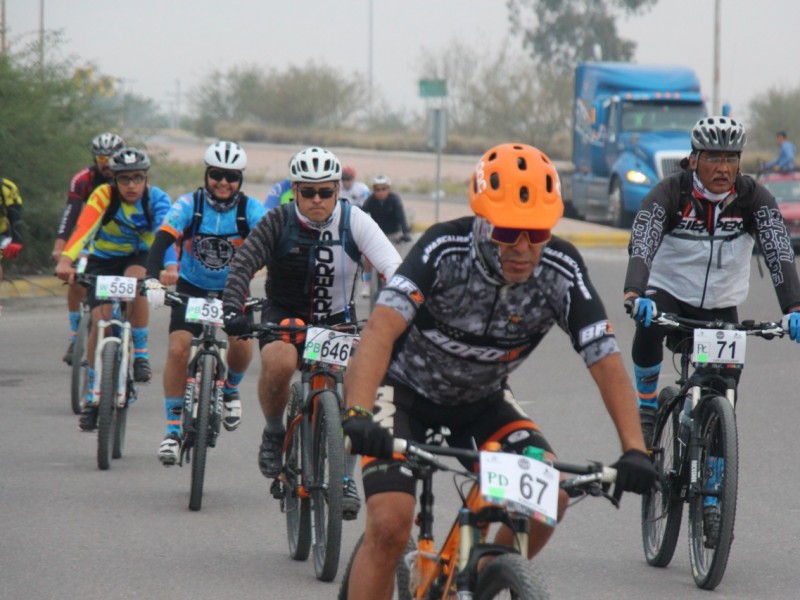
[92,132,126,156]
[204,141,247,170]
[289,147,342,182]
[691,116,747,152]
[372,174,392,187]
[110,148,150,172]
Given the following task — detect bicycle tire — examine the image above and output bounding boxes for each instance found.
[112,404,127,459]
[310,390,345,582]
[189,353,214,511]
[70,309,91,414]
[473,553,550,599]
[96,341,120,471]
[285,381,311,560]
[336,533,414,600]
[688,394,738,590]
[642,386,684,567]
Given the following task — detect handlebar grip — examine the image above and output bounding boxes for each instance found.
[601,466,617,484]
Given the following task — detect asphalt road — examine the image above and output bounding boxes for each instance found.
[2,248,800,599]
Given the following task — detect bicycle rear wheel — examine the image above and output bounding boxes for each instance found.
[642,386,684,567]
[688,394,738,590]
[474,553,550,599]
[285,381,311,560]
[189,353,214,511]
[310,390,344,582]
[70,309,91,414]
[97,341,120,471]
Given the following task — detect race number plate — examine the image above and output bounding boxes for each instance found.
[692,328,746,366]
[185,297,223,325]
[302,327,358,368]
[95,276,137,301]
[479,451,560,527]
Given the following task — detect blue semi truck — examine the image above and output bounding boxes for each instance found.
[568,62,707,227]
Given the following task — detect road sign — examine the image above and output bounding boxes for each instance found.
[419,79,447,98]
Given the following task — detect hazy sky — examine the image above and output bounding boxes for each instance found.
[5,0,798,124]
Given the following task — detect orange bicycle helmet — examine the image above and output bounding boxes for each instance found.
[469,143,563,229]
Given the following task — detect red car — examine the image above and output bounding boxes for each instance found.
[758,170,800,249]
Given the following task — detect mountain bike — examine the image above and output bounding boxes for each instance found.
[251,318,364,582]
[641,311,786,590]
[338,437,619,600]
[69,299,91,415]
[163,291,263,511]
[79,273,140,471]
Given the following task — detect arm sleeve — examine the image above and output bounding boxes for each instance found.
[56,198,84,240]
[62,185,111,261]
[623,183,672,295]
[145,230,178,279]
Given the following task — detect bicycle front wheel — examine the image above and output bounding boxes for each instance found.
[189,353,215,511]
[70,309,91,414]
[285,381,311,561]
[310,390,345,582]
[474,553,550,599]
[688,394,738,590]
[642,386,684,567]
[97,341,120,471]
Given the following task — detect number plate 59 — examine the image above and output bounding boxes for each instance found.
[693,328,746,366]
[185,297,223,325]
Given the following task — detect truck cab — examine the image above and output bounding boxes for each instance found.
[570,63,706,227]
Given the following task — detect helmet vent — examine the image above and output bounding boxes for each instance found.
[517,157,527,171]
[546,175,553,193]
[490,172,500,190]
[520,186,530,203]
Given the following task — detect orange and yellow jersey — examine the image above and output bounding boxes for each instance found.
[62,183,173,261]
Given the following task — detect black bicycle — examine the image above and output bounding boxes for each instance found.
[250,318,364,582]
[338,437,618,600]
[164,291,262,511]
[641,311,786,590]
[69,299,91,415]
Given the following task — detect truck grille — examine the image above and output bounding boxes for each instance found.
[659,157,683,179]
[654,151,688,180]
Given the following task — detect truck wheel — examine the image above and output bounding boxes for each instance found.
[563,200,584,220]
[608,179,632,229]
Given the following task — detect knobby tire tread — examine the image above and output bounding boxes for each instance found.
[474,553,550,599]
[311,390,345,582]
[285,381,311,560]
[189,353,214,511]
[97,341,119,471]
[70,310,90,415]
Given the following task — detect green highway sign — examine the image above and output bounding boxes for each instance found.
[419,79,447,98]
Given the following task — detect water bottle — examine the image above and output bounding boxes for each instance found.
[678,397,692,447]
[522,446,545,461]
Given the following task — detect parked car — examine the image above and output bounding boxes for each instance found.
[758,170,800,250]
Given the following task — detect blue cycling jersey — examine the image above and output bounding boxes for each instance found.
[160,192,265,290]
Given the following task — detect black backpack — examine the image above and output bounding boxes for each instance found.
[100,185,154,231]
[182,188,250,242]
[273,199,361,264]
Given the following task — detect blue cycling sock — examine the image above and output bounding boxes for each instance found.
[634,363,661,409]
[69,311,80,341]
[86,368,95,404]
[131,327,148,360]
[224,368,244,392]
[165,397,182,436]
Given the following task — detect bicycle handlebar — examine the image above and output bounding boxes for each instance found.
[652,310,786,339]
[243,319,365,342]
[163,290,264,314]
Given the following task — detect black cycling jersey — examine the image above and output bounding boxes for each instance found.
[377,216,620,406]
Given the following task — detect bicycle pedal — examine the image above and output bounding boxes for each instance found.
[270,478,284,500]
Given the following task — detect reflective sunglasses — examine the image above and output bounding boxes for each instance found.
[490,227,551,246]
[207,169,243,183]
[115,173,146,186]
[95,155,111,166]
[298,187,336,199]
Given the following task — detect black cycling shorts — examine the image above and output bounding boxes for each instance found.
[84,253,147,310]
[360,377,553,499]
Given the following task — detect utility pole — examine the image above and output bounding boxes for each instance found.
[367,0,374,118]
[1,0,7,56]
[39,0,44,75]
[712,0,720,114]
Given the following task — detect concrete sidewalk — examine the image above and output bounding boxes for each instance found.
[0,199,628,303]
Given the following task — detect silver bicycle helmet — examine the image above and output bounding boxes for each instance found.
[289,147,342,182]
[691,116,747,152]
[372,174,392,187]
[110,148,150,172]
[92,132,126,156]
[204,141,247,170]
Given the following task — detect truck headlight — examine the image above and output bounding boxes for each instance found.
[625,170,652,185]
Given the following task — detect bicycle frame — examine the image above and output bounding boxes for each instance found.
[183,322,228,448]
[92,300,132,410]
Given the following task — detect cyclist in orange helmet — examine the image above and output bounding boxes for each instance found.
[341,143,657,599]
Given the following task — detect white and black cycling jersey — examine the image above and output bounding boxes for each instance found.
[223,200,401,322]
[625,170,800,312]
[378,217,620,406]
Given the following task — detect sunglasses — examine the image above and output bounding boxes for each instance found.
[95,155,112,166]
[298,187,336,199]
[115,173,146,186]
[490,227,551,246]
[208,169,243,183]
[373,186,389,192]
